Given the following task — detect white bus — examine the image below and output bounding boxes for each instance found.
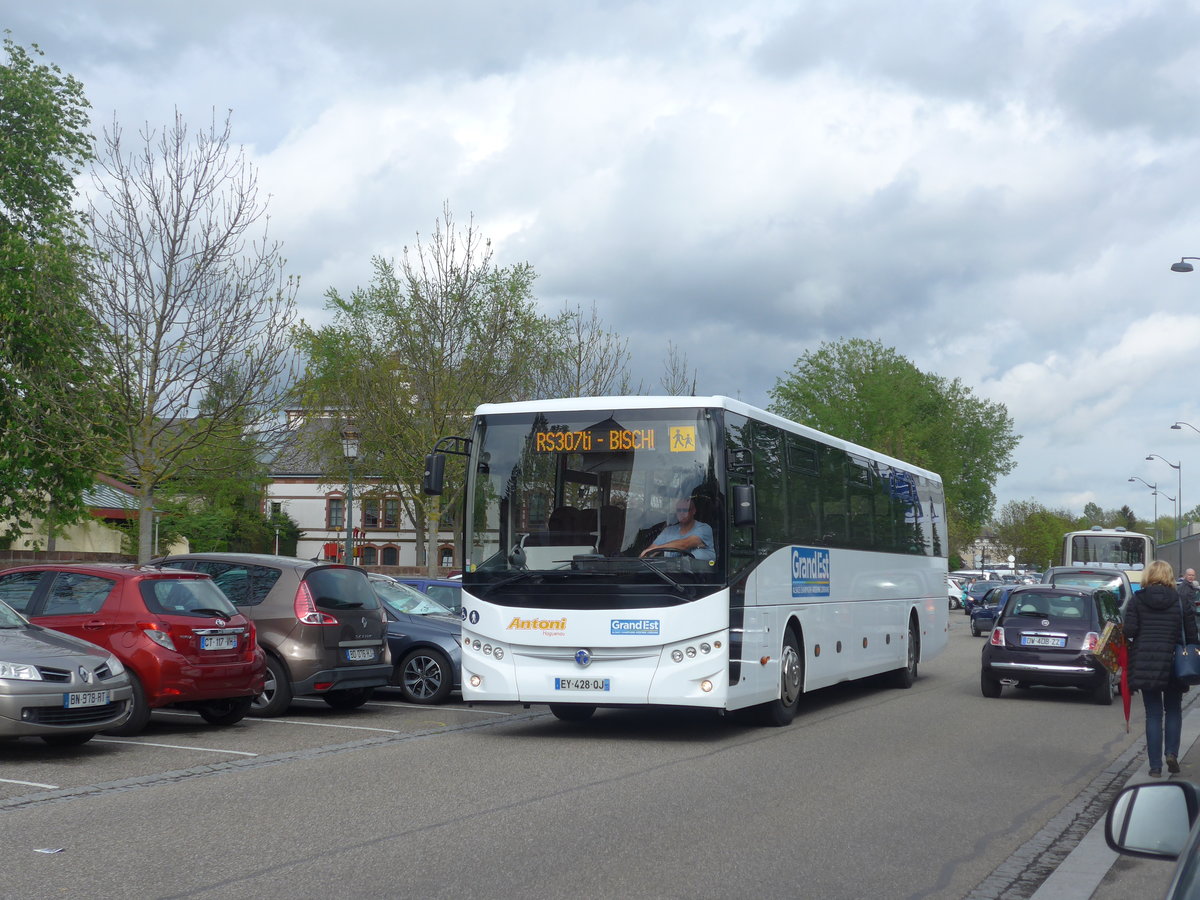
[423,396,949,725]
[1062,526,1155,585]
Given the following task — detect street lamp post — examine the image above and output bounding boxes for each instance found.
[1147,453,1183,571]
[341,426,360,566]
[1129,476,1164,545]
[1171,257,1200,273]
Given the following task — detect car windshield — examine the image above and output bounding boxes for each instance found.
[1006,591,1089,620]
[374,580,453,616]
[0,601,26,628]
[1051,572,1124,595]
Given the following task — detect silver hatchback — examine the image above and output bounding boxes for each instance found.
[0,600,133,745]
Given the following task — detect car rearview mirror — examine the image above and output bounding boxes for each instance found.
[1106,781,1199,860]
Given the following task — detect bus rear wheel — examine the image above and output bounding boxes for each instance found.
[755,630,803,726]
[549,704,596,722]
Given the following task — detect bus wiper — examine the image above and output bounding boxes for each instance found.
[629,558,684,589]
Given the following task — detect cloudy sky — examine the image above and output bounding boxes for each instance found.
[12,0,1200,526]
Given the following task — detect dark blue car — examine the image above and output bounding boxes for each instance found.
[970,585,1015,637]
[369,574,462,705]
[391,577,462,615]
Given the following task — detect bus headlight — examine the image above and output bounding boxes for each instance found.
[700,680,713,693]
[700,643,711,654]
[493,647,504,660]
[685,646,697,658]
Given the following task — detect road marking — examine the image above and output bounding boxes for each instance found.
[365,700,514,714]
[252,719,403,733]
[0,778,58,788]
[92,739,258,756]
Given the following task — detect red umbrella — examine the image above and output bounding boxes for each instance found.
[1116,639,1131,732]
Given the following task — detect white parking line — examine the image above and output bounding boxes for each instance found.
[364,700,514,714]
[252,719,403,733]
[0,777,58,789]
[92,739,258,756]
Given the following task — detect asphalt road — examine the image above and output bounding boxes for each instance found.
[0,612,1154,899]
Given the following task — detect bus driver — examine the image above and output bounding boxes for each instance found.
[639,498,715,560]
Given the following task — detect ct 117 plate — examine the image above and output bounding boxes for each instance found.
[200,635,237,650]
[554,677,611,691]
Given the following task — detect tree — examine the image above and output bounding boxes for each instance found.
[993,500,1076,571]
[767,337,1020,557]
[0,36,118,545]
[86,110,299,562]
[292,206,558,571]
[660,340,697,395]
[536,301,636,397]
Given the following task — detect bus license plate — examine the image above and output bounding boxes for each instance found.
[346,648,375,661]
[1021,635,1066,648]
[554,677,610,691]
[200,635,237,650]
[64,690,111,708]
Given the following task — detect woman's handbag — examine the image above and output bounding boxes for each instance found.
[1173,599,1200,685]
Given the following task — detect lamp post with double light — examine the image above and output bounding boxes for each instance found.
[1129,476,1171,545]
[341,426,360,565]
[1147,453,1183,570]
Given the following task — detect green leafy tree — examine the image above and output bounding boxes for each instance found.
[85,111,299,562]
[0,36,117,545]
[767,338,1020,558]
[293,206,558,571]
[993,500,1076,571]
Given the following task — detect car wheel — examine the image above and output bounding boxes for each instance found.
[549,704,596,721]
[322,687,374,710]
[196,696,253,726]
[103,670,151,736]
[398,648,453,704]
[753,629,804,725]
[981,671,1003,698]
[890,619,919,688]
[249,655,293,717]
[41,732,95,747]
[1092,673,1116,706]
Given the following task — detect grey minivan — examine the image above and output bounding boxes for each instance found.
[152,554,390,716]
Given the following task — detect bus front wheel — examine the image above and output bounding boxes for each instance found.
[756,630,803,726]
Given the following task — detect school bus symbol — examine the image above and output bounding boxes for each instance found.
[669,426,696,452]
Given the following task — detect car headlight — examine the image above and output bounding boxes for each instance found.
[0,661,41,681]
[105,655,125,677]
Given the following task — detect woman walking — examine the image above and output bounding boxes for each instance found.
[1125,559,1199,776]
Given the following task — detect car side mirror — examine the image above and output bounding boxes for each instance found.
[1106,781,1200,860]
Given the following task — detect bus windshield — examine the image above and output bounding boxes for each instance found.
[1067,534,1149,569]
[464,407,724,595]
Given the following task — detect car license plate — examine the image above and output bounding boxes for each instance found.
[1021,635,1066,648]
[554,677,611,691]
[346,648,375,661]
[63,690,111,708]
[200,635,238,651]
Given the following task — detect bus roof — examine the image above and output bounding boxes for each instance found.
[474,395,943,484]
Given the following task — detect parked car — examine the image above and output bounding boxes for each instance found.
[1106,780,1200,898]
[1042,566,1136,614]
[152,554,391,716]
[970,585,1015,637]
[0,598,134,745]
[979,584,1121,704]
[369,574,461,705]
[0,563,263,734]
[391,577,463,615]
[964,580,1004,615]
[947,577,966,610]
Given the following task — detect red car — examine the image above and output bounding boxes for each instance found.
[0,563,265,734]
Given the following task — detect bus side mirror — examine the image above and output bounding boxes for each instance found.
[732,484,755,527]
[423,453,445,496]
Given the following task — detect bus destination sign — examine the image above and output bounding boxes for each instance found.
[533,428,656,452]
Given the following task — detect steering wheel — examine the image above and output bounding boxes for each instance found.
[641,546,694,558]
